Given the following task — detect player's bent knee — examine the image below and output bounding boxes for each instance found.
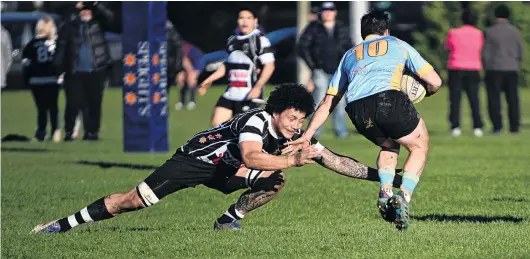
[135,182,161,208]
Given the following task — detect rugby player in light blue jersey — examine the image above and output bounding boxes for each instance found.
[289,11,442,231]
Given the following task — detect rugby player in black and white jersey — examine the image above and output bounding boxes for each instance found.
[32,84,403,233]
[199,8,275,126]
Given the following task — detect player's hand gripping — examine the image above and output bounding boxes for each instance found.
[290,145,322,167]
[282,135,312,155]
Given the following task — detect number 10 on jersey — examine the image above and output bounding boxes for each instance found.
[353,39,388,61]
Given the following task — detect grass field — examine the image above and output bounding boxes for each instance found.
[2,86,530,258]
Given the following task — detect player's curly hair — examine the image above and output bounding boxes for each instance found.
[360,10,390,39]
[265,83,315,117]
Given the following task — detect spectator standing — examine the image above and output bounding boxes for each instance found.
[1,25,13,89]
[175,41,203,111]
[22,17,61,142]
[303,6,320,94]
[483,4,524,134]
[54,1,115,141]
[297,2,352,138]
[445,11,484,137]
[166,20,183,97]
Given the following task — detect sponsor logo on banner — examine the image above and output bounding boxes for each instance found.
[137,41,151,117]
[125,92,137,105]
[152,92,161,104]
[124,73,136,86]
[124,53,136,67]
[158,42,168,117]
[152,54,160,66]
[152,73,160,85]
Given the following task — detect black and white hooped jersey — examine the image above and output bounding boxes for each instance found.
[223,29,275,101]
[176,108,324,169]
[22,36,58,85]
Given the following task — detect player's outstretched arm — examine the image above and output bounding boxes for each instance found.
[290,95,334,148]
[254,62,275,91]
[314,148,402,188]
[240,141,321,170]
[198,63,226,96]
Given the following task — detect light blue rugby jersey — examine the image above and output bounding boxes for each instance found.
[327,35,433,104]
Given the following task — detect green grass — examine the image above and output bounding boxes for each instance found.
[2,86,530,258]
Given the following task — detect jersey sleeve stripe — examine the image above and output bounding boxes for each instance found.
[326,87,339,96]
[259,53,275,64]
[259,36,272,48]
[244,115,266,131]
[239,132,263,143]
[416,64,434,78]
[241,125,262,135]
[261,46,273,54]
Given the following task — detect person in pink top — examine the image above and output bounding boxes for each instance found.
[445,11,484,137]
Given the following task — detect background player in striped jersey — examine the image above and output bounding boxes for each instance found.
[198,8,275,126]
[290,11,442,231]
[32,84,403,233]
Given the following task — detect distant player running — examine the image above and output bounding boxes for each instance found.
[289,11,442,231]
[198,8,275,126]
[32,84,402,234]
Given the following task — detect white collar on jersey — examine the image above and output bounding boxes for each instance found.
[265,113,279,139]
[236,29,261,40]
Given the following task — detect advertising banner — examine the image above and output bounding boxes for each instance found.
[122,1,168,152]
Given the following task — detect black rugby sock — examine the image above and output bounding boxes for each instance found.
[57,197,114,232]
[217,204,244,224]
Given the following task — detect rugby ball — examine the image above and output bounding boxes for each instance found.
[400,69,427,104]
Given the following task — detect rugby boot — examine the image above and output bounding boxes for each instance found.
[213,219,242,230]
[389,191,410,231]
[31,220,62,234]
[377,189,395,222]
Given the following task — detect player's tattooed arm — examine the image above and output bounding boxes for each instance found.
[314,148,372,179]
[314,148,402,188]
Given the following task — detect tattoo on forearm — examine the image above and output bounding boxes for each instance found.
[235,189,277,213]
[316,148,403,187]
[316,149,370,179]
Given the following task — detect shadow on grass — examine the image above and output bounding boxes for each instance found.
[75,160,157,170]
[106,226,152,232]
[1,147,49,153]
[491,197,529,203]
[413,214,524,223]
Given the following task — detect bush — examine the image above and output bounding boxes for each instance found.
[412,2,530,87]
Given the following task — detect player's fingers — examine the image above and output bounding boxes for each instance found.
[287,139,304,146]
[289,149,301,156]
[281,146,293,154]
